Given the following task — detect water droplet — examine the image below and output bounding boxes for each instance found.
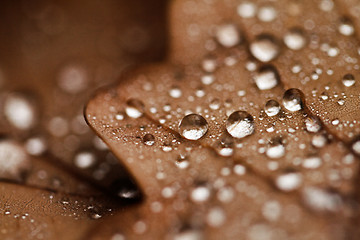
[250,35,280,62]
[254,65,279,90]
[125,99,144,119]
[143,134,155,146]
[215,135,234,157]
[342,73,355,87]
[257,5,277,22]
[4,93,37,130]
[201,74,215,85]
[191,185,211,203]
[302,156,322,169]
[169,86,182,98]
[275,172,302,192]
[266,138,285,159]
[352,138,360,155]
[226,111,255,139]
[175,155,190,169]
[282,88,304,112]
[262,200,281,222]
[305,116,321,133]
[110,178,141,200]
[206,207,225,227]
[202,56,218,73]
[311,134,327,148]
[25,137,46,156]
[283,28,306,50]
[215,24,241,48]
[303,187,341,212]
[74,151,96,169]
[237,2,256,18]
[174,229,203,240]
[209,98,221,110]
[338,17,354,36]
[0,140,30,181]
[179,114,208,140]
[58,64,88,94]
[264,100,281,117]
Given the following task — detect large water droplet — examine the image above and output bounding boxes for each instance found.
[342,73,355,87]
[254,65,279,90]
[282,88,304,112]
[225,111,255,139]
[143,134,155,146]
[264,100,281,117]
[250,35,280,62]
[179,114,208,140]
[283,28,306,50]
[215,24,241,48]
[125,99,144,118]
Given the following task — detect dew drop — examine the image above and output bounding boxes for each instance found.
[282,88,304,112]
[254,65,279,90]
[179,114,208,140]
[352,139,360,155]
[302,156,322,169]
[215,136,234,157]
[266,138,285,159]
[250,35,280,62]
[201,74,215,85]
[338,17,354,36]
[169,86,182,98]
[237,2,256,18]
[311,134,327,148]
[342,73,355,87]
[305,116,321,133]
[215,24,241,48]
[283,28,306,50]
[225,111,255,139]
[257,5,277,22]
[191,185,210,203]
[264,100,281,117]
[209,98,221,110]
[202,56,218,73]
[206,207,225,227]
[0,140,30,181]
[74,151,96,169]
[143,134,155,146]
[275,172,302,192]
[4,93,37,130]
[125,99,144,119]
[303,187,341,212]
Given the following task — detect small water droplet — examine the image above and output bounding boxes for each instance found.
[237,2,257,18]
[226,111,254,139]
[179,114,208,140]
[74,151,96,169]
[302,156,322,169]
[215,135,234,157]
[342,73,355,87]
[209,98,221,110]
[0,140,30,181]
[305,116,321,133]
[250,35,280,62]
[257,5,277,22]
[143,134,155,146]
[206,207,226,227]
[266,137,285,159]
[201,74,215,85]
[4,93,37,130]
[275,172,302,192]
[352,138,360,155]
[303,187,341,212]
[173,229,203,240]
[338,17,354,36]
[284,28,306,50]
[264,100,281,117]
[282,88,304,112]
[311,134,327,148]
[202,56,218,73]
[215,24,241,48]
[254,65,279,90]
[191,185,210,203]
[169,86,182,98]
[125,99,144,119]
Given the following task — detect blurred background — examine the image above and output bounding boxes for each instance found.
[0,0,167,199]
